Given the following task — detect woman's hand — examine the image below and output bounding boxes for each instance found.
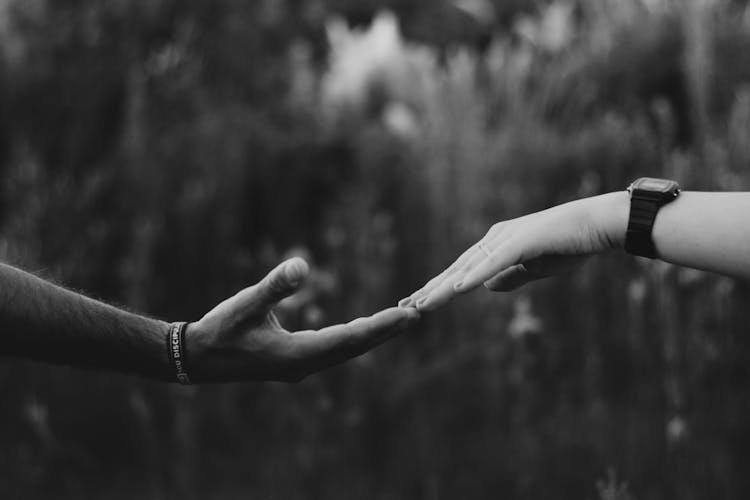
[400,192,629,312]
[188,257,420,383]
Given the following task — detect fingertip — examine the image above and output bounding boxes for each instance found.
[284,257,309,285]
[483,275,500,290]
[368,307,405,323]
[457,273,486,293]
[482,278,507,292]
[452,273,482,295]
[376,307,420,328]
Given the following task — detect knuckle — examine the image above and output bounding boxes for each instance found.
[483,251,499,266]
[265,274,288,295]
[456,265,471,279]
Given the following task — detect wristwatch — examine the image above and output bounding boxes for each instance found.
[625,177,681,258]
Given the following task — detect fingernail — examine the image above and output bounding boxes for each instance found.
[416,296,429,309]
[398,297,413,308]
[453,280,464,291]
[285,261,306,285]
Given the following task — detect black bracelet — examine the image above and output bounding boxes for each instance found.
[166,322,191,385]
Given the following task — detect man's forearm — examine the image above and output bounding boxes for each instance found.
[0,263,172,380]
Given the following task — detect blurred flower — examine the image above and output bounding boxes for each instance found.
[0,0,44,67]
[508,296,543,340]
[452,0,496,25]
[677,267,707,286]
[24,399,48,430]
[321,10,437,115]
[303,304,325,327]
[666,415,688,445]
[627,278,647,303]
[145,41,189,77]
[24,399,56,447]
[596,469,636,500]
[515,1,575,53]
[322,10,403,108]
[382,101,420,139]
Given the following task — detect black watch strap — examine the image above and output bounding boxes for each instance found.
[624,177,680,259]
[625,191,662,258]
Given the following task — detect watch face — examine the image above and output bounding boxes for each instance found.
[632,177,678,193]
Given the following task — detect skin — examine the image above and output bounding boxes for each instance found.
[0,257,419,383]
[401,191,750,312]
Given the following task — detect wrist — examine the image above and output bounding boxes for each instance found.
[181,320,213,384]
[160,320,206,384]
[591,191,630,250]
[153,319,179,382]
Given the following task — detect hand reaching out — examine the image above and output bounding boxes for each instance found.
[400,193,627,312]
[188,257,420,383]
[2,189,746,381]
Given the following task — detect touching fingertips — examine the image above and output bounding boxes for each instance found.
[403,307,420,320]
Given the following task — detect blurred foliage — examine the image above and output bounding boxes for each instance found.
[1,0,750,499]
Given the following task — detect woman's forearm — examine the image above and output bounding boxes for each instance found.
[0,263,172,379]
[601,190,750,279]
[407,188,750,311]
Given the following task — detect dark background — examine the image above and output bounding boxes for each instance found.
[1,0,750,499]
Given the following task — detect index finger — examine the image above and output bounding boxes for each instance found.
[294,307,420,373]
[401,241,487,307]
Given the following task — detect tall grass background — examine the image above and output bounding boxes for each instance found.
[1,0,750,498]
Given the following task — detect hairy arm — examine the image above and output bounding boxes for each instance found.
[1,258,419,383]
[0,263,172,379]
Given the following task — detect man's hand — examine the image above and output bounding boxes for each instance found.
[187,257,420,383]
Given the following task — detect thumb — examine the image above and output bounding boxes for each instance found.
[254,257,310,310]
[199,258,311,326]
[483,264,531,292]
